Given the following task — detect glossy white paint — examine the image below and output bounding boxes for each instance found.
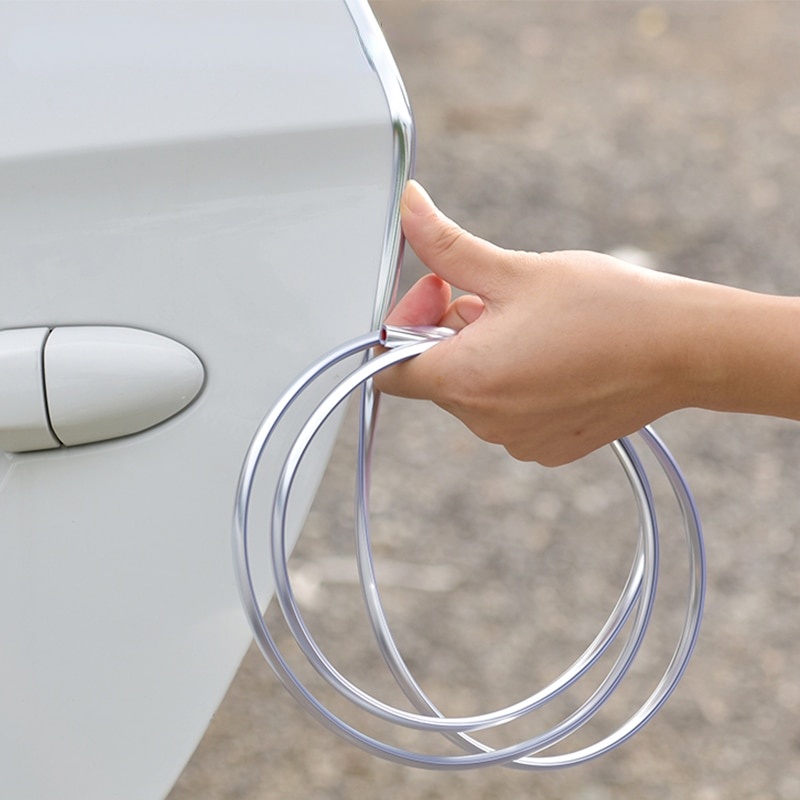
[0,2,397,798]
[0,328,60,452]
[44,326,205,447]
[2,0,385,159]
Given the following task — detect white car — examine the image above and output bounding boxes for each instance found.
[0,2,410,797]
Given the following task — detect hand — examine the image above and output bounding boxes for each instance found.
[376,181,793,465]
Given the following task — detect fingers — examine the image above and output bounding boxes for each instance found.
[401,181,510,298]
[376,182,498,401]
[384,273,486,332]
[438,293,485,330]
[373,336,454,400]
[384,273,451,327]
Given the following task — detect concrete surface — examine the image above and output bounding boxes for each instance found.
[169,3,800,798]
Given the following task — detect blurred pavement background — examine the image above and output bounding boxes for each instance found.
[170,3,800,798]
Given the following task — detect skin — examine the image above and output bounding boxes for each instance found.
[375,181,800,466]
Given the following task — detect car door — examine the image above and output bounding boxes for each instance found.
[0,1,410,797]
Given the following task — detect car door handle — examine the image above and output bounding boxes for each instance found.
[0,326,204,452]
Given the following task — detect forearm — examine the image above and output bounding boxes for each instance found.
[685,281,800,421]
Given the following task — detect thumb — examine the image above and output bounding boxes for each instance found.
[401,181,508,298]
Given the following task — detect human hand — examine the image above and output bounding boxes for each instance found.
[376,181,727,466]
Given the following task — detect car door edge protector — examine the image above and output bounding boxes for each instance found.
[342,0,416,328]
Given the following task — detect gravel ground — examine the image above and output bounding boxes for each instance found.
[170,3,800,799]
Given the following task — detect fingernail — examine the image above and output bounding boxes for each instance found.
[402,180,432,215]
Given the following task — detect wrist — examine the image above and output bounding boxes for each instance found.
[680,281,800,420]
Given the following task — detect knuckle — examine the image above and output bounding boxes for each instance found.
[506,442,562,467]
[431,222,468,263]
[469,419,506,447]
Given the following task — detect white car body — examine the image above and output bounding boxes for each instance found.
[0,2,410,797]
